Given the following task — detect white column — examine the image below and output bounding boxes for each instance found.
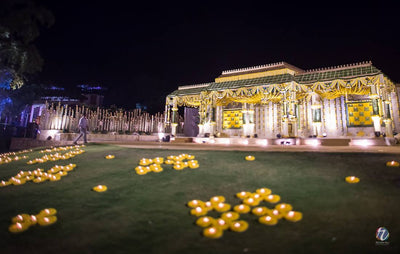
[391,91,400,133]
[268,102,273,138]
[274,103,277,138]
[384,119,393,137]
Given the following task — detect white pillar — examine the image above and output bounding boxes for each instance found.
[282,118,289,137]
[372,116,381,134]
[384,119,393,137]
[293,118,298,137]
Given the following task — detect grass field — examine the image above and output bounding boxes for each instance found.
[0,143,399,254]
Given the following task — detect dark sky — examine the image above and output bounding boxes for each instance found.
[36,1,400,113]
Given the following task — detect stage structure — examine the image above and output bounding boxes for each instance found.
[165,61,399,139]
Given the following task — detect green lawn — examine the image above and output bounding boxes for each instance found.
[0,143,399,254]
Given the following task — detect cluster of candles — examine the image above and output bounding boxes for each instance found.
[386,160,399,167]
[105,155,115,159]
[9,208,58,233]
[0,150,32,165]
[188,196,248,239]
[0,163,77,187]
[187,188,303,239]
[27,149,85,164]
[39,145,83,154]
[135,154,199,175]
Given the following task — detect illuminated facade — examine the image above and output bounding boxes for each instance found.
[166,61,399,139]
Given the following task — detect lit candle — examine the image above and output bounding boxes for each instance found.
[214,203,231,212]
[251,206,269,216]
[284,211,303,222]
[105,155,115,159]
[37,216,57,226]
[153,157,164,164]
[164,159,174,164]
[233,204,251,214]
[93,185,108,192]
[64,166,73,172]
[173,163,185,170]
[386,161,399,167]
[136,167,147,175]
[210,196,225,204]
[39,208,57,216]
[345,176,360,183]
[188,161,199,169]
[243,197,260,206]
[269,209,284,219]
[30,215,37,225]
[49,175,61,182]
[204,201,213,211]
[196,216,214,227]
[236,191,251,199]
[1,180,11,187]
[265,194,281,203]
[259,215,278,226]
[221,211,240,221]
[275,203,293,213]
[245,155,255,161]
[229,220,249,232]
[9,222,30,233]
[139,158,151,166]
[213,218,230,230]
[203,226,223,239]
[12,214,31,224]
[187,199,204,208]
[190,206,207,217]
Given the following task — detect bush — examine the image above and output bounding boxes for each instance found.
[101,130,108,134]
[118,130,124,135]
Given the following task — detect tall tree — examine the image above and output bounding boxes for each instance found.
[0,0,54,89]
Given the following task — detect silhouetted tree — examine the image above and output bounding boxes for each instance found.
[0,0,54,88]
[0,0,53,124]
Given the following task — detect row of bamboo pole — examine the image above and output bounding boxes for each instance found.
[40,102,166,134]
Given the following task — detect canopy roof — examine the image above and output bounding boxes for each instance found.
[168,61,391,98]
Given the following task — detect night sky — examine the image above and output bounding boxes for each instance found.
[36,1,400,113]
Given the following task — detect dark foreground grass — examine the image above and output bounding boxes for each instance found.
[0,143,399,254]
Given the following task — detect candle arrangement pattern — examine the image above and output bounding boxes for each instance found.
[8,208,58,233]
[0,163,77,187]
[27,147,85,165]
[134,154,199,175]
[187,188,303,239]
[0,150,32,165]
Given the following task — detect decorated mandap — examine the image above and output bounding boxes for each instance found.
[165,61,399,139]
